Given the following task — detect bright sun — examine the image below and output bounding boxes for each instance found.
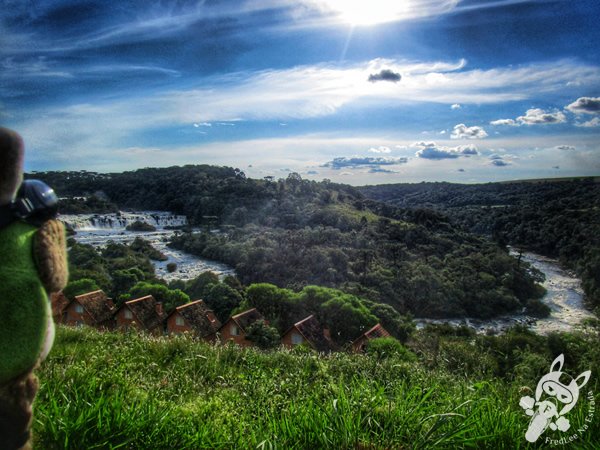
[322,0,410,26]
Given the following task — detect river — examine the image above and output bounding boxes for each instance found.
[61,212,593,334]
[416,249,594,335]
[519,251,595,334]
[60,211,235,282]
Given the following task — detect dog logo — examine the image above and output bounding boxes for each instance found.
[519,354,591,443]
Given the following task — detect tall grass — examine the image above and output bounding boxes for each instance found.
[33,326,599,449]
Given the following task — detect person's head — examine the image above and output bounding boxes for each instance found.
[0,127,24,205]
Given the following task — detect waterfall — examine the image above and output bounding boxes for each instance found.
[60,211,187,231]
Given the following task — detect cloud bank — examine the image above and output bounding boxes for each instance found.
[322,156,408,169]
[413,142,479,159]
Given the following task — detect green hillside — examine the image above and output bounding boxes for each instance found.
[33,325,599,449]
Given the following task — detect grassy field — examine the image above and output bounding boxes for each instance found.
[33,326,599,449]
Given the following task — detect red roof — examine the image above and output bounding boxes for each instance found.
[355,323,391,342]
[122,295,164,330]
[169,300,221,337]
[229,308,264,332]
[286,315,335,352]
[72,290,115,324]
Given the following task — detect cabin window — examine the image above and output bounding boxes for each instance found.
[176,315,185,326]
[75,304,84,314]
[291,331,303,345]
[231,324,239,336]
[124,309,133,319]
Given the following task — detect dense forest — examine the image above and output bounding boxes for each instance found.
[31,166,553,321]
[359,178,600,313]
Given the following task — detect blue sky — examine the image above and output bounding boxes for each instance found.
[1,0,599,184]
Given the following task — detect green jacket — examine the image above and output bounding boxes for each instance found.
[0,221,49,384]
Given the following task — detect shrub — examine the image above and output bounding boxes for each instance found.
[125,220,156,232]
[244,320,281,350]
[366,337,416,361]
[525,298,551,318]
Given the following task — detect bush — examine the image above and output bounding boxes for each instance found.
[366,337,416,361]
[126,221,156,232]
[129,237,167,261]
[525,298,551,318]
[244,320,281,350]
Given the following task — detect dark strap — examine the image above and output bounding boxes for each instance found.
[0,204,16,229]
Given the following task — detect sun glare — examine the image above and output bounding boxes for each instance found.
[322,0,410,26]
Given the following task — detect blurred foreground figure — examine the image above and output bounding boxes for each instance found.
[0,127,68,449]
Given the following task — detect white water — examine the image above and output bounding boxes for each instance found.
[416,250,594,335]
[61,211,187,230]
[60,211,235,282]
[520,252,595,334]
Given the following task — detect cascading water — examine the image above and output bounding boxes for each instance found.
[61,211,187,231]
[61,211,234,281]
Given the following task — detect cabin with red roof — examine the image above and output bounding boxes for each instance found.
[61,290,116,329]
[219,308,265,346]
[281,315,335,352]
[114,295,165,335]
[351,323,392,353]
[166,299,221,341]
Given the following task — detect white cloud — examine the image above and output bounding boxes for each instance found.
[1,56,72,79]
[368,146,392,153]
[294,0,459,26]
[575,117,600,128]
[16,131,600,184]
[8,58,600,174]
[490,118,517,126]
[492,107,568,127]
[517,108,566,125]
[566,97,600,115]
[193,122,212,127]
[10,58,600,133]
[451,103,461,110]
[451,123,488,139]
